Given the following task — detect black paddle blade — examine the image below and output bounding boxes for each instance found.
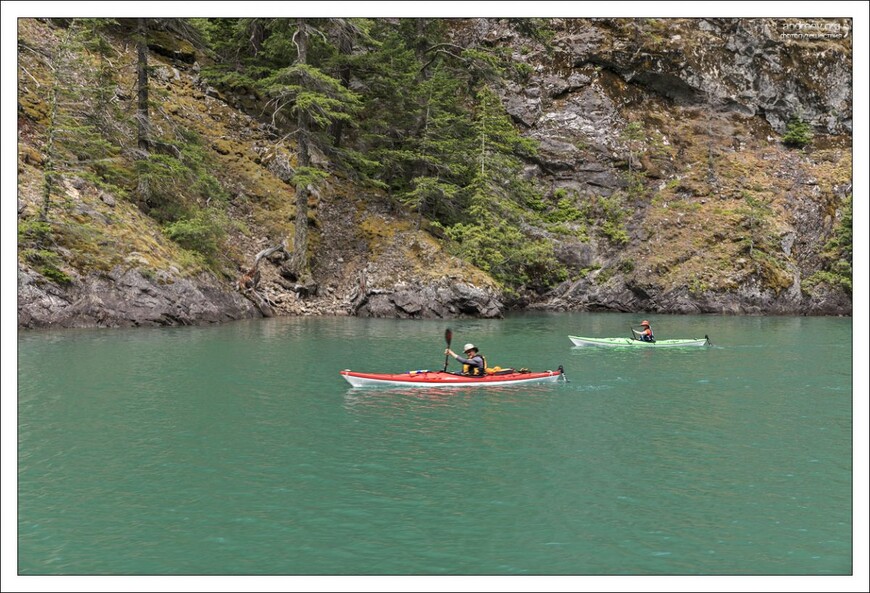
[444,327,453,372]
[443,328,452,372]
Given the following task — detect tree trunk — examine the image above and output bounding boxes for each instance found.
[248,19,265,56]
[290,180,310,278]
[39,25,77,221]
[289,20,312,280]
[136,18,149,152]
[330,30,352,147]
[40,59,61,221]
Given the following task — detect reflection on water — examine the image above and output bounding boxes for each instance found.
[343,383,561,409]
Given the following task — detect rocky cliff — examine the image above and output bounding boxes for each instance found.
[16,17,852,329]
[468,17,852,315]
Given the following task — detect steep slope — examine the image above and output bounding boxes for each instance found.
[16,18,852,329]
[16,18,502,328]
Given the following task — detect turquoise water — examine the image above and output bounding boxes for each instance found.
[16,313,853,575]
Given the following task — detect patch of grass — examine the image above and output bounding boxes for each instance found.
[359,215,405,253]
[751,250,793,294]
[803,270,851,293]
[688,276,708,296]
[54,220,120,272]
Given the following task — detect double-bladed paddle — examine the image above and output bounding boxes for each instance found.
[443,328,452,371]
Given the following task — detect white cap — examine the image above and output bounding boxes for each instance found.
[463,343,477,352]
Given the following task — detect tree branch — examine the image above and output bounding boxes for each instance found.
[424,42,467,54]
[20,66,41,87]
[420,48,468,72]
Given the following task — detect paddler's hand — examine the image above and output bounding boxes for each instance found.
[445,348,455,358]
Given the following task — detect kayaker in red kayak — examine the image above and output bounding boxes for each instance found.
[445,343,488,376]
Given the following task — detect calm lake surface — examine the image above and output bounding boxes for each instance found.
[17,312,854,575]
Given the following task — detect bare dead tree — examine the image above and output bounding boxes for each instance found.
[237,241,289,316]
[238,242,288,291]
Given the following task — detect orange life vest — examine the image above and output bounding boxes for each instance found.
[462,354,487,376]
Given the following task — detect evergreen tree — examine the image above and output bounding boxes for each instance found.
[128,17,210,215]
[782,115,813,148]
[256,19,362,283]
[444,85,562,291]
[399,63,476,221]
[38,19,120,221]
[192,17,566,292]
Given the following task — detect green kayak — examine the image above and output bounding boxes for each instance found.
[569,335,711,348]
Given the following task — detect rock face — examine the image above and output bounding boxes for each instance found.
[537,273,850,316]
[535,18,851,132]
[464,17,852,316]
[17,264,259,329]
[494,17,852,190]
[353,280,503,319]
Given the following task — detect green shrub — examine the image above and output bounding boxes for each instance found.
[782,116,813,148]
[22,248,72,284]
[135,154,190,221]
[803,270,851,293]
[688,277,708,295]
[546,197,584,223]
[18,220,54,245]
[513,61,533,82]
[41,266,73,285]
[164,209,229,259]
[808,194,852,292]
[445,220,566,291]
[597,194,630,244]
[596,267,614,284]
[601,220,630,245]
[617,259,635,273]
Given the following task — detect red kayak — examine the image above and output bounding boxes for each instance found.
[340,366,565,388]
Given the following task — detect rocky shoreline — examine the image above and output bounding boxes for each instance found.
[17,261,850,331]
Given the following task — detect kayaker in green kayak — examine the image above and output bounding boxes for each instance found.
[634,320,655,342]
[445,343,488,376]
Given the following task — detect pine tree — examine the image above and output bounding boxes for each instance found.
[38,19,120,221]
[190,17,567,292]
[782,115,813,148]
[256,19,362,284]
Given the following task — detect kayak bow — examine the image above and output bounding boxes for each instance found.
[340,367,565,388]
